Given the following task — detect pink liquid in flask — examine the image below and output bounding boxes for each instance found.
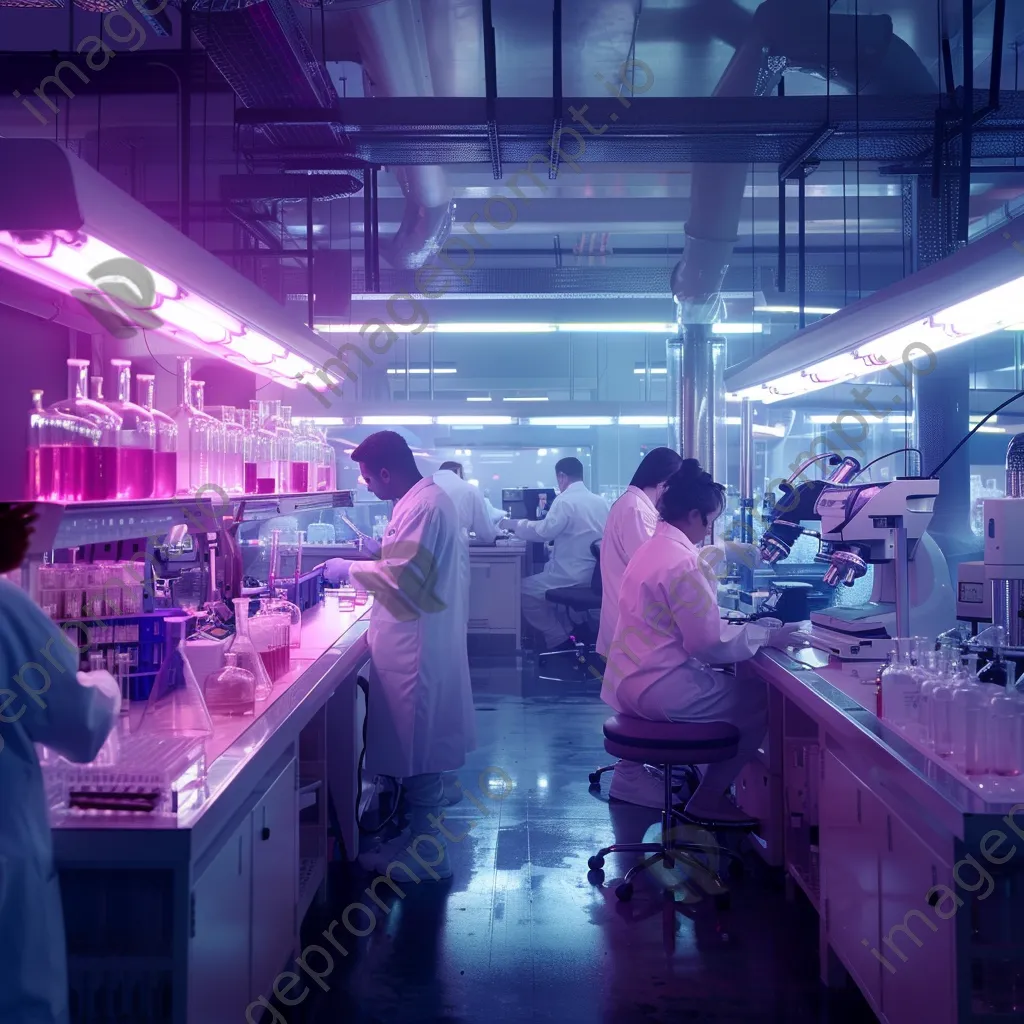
[154,451,177,499]
[116,448,155,500]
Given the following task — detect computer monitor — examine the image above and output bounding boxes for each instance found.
[523,488,556,520]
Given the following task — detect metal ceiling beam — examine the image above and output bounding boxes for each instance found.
[234,94,1024,165]
[482,0,502,180]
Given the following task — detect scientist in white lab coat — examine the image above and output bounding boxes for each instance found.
[500,457,609,650]
[603,461,806,824]
[321,433,474,881]
[0,504,121,1024]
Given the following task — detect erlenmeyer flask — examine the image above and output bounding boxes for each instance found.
[229,598,273,701]
[137,617,214,738]
[203,652,256,717]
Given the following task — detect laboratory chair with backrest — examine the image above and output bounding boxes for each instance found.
[588,715,743,904]
[537,540,603,676]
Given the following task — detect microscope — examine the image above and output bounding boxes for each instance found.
[759,456,954,659]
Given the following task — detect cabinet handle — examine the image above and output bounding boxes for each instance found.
[261,826,271,841]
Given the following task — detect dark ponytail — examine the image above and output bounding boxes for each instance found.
[657,459,726,526]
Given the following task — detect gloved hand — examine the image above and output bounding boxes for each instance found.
[720,539,766,570]
[498,518,517,533]
[323,558,353,586]
[360,535,382,557]
[763,620,812,650]
[77,669,122,716]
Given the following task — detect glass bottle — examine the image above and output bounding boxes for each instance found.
[879,637,925,730]
[135,373,178,499]
[107,359,156,500]
[208,405,245,495]
[190,380,225,492]
[239,409,257,495]
[248,400,279,495]
[951,655,991,775]
[264,400,290,492]
[136,616,214,738]
[229,598,273,701]
[282,406,308,493]
[172,356,212,496]
[48,358,121,501]
[27,389,100,502]
[988,686,1024,776]
[203,652,256,716]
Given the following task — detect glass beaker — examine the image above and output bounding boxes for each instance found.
[108,359,155,499]
[136,617,214,738]
[136,373,178,499]
[203,652,256,717]
[229,598,273,701]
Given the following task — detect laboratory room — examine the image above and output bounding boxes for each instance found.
[4,4,1024,1024]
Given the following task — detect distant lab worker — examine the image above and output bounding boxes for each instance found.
[500,457,608,651]
[320,432,475,879]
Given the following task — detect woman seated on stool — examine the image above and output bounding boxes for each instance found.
[601,459,805,824]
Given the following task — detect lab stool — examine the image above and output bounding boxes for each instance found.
[588,715,741,904]
[537,540,602,678]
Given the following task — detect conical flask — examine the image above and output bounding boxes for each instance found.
[229,598,273,701]
[137,617,214,738]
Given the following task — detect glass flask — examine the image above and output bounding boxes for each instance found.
[248,400,279,494]
[27,389,100,502]
[229,598,273,701]
[879,637,925,730]
[266,589,302,652]
[172,356,213,496]
[203,652,256,716]
[136,616,214,738]
[282,406,309,493]
[190,380,225,493]
[107,359,155,500]
[135,373,178,499]
[48,358,121,501]
[208,405,245,495]
[263,400,290,492]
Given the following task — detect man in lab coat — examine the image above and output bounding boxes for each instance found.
[0,504,121,1024]
[500,457,609,651]
[322,433,474,880]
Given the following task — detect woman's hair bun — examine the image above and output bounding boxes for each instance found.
[678,458,702,479]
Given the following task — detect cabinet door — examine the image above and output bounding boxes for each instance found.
[189,828,252,1023]
[820,751,883,1012]
[469,561,518,631]
[251,758,299,1001]
[880,814,955,1024]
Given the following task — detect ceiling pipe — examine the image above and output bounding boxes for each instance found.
[350,0,454,270]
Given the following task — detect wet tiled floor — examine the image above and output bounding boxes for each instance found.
[298,657,876,1024]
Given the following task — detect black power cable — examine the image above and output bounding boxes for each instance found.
[929,389,1024,478]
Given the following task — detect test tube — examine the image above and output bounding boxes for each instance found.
[294,531,305,588]
[116,652,131,714]
[268,529,281,594]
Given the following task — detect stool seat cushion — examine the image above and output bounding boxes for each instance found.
[545,585,601,612]
[602,715,740,765]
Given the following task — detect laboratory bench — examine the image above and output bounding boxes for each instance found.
[49,599,372,1024]
[741,649,1024,1024]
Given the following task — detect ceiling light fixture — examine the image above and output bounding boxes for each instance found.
[359,415,434,425]
[754,305,840,316]
[503,396,549,402]
[466,396,493,402]
[619,415,669,426]
[528,417,615,426]
[436,416,514,425]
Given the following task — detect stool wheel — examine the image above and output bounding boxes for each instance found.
[587,868,604,886]
[588,772,601,787]
[588,855,604,871]
[615,882,634,902]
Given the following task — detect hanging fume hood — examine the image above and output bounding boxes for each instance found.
[0,138,335,385]
[728,211,1024,403]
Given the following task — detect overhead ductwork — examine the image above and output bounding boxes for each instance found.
[669,0,935,463]
[220,173,362,203]
[350,0,454,269]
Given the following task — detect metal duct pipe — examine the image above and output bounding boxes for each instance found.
[670,0,934,467]
[351,0,454,269]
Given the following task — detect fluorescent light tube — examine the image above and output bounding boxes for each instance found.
[754,305,840,315]
[529,417,614,426]
[436,416,513,425]
[386,368,458,374]
[633,367,668,375]
[711,323,763,334]
[619,415,668,426]
[359,415,434,425]
[503,396,549,402]
[558,323,676,332]
[466,396,493,402]
[308,417,348,425]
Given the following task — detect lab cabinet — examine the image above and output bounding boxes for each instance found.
[188,828,253,1024]
[468,546,525,651]
[250,758,299,1006]
[820,751,885,1013]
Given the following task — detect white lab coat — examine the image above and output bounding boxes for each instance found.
[0,580,119,1024]
[602,521,769,723]
[432,470,499,548]
[513,481,609,590]
[596,485,659,657]
[349,478,475,778]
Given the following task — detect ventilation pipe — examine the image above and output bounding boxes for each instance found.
[668,0,935,466]
[350,0,454,269]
